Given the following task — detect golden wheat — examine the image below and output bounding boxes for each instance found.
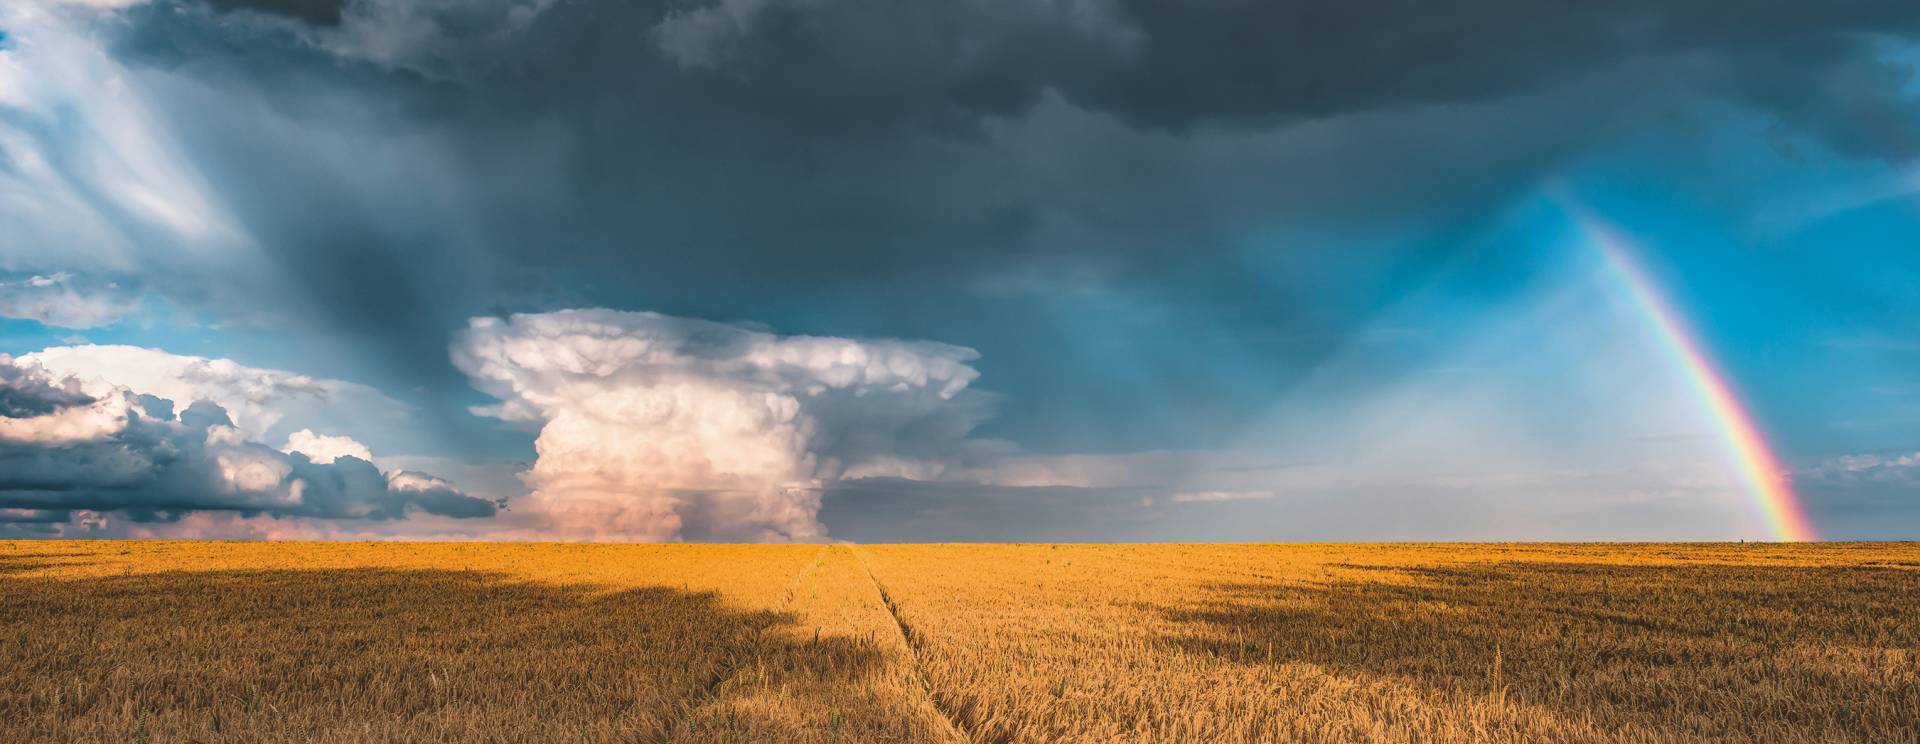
[3,541,1916,742]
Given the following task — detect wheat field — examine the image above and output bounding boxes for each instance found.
[3,541,1916,743]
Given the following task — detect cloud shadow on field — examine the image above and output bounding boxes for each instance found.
[1158,559,1920,739]
[0,553,889,742]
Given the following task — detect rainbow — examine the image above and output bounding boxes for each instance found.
[1569,210,1817,541]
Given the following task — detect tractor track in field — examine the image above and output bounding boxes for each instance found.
[848,545,982,744]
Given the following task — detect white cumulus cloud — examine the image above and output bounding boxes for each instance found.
[22,345,409,441]
[282,429,375,465]
[0,349,494,535]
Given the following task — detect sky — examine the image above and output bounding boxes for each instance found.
[1,0,1918,541]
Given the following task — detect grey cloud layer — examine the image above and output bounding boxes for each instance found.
[218,0,1920,137]
[0,354,495,528]
[21,0,1915,338]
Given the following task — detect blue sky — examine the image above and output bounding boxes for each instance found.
[1,0,1917,540]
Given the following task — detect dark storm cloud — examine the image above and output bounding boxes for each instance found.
[202,0,345,26]
[18,0,1920,451]
[0,356,496,522]
[1081,2,1918,130]
[1716,43,1920,162]
[120,0,1920,271]
[482,0,1920,145]
[368,0,1919,136]
[91,0,1918,295]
